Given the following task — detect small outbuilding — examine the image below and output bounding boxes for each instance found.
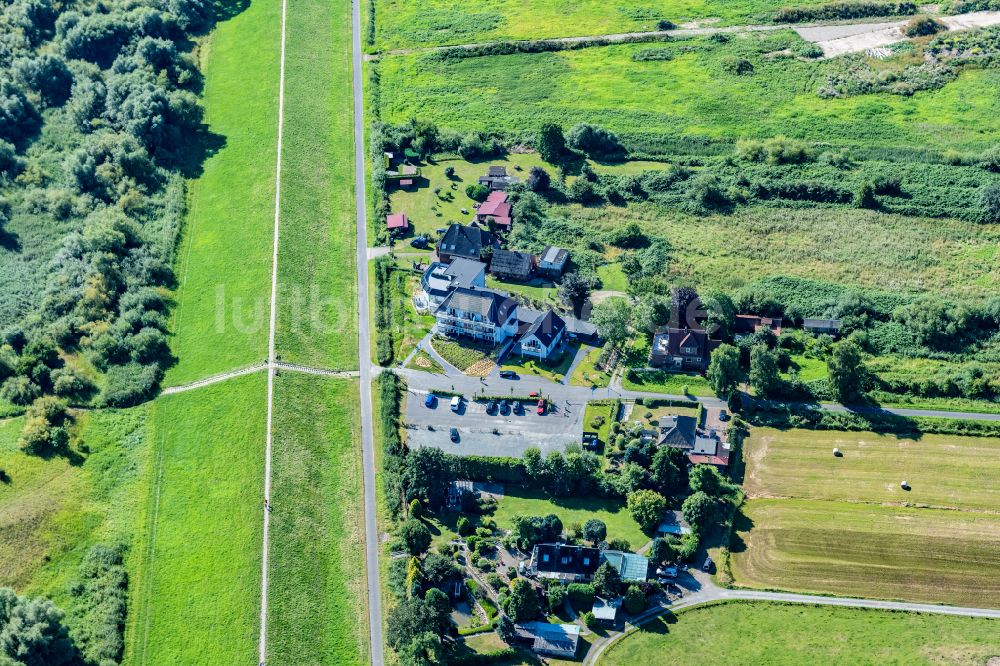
[386,213,409,234]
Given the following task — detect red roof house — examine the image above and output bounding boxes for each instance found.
[474,190,513,229]
[386,213,408,233]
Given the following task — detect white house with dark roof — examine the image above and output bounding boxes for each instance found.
[518,310,566,360]
[433,286,519,344]
[420,258,486,307]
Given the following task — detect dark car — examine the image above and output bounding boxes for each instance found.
[486,400,497,414]
[513,401,524,415]
[499,399,508,414]
[450,427,460,442]
[536,399,546,415]
[498,370,517,379]
[410,235,429,249]
[719,409,730,421]
[702,556,714,573]
[424,393,436,408]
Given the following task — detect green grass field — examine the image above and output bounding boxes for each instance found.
[371,0,833,50]
[126,373,266,665]
[602,601,1000,665]
[164,0,281,385]
[266,373,367,665]
[730,499,1000,607]
[0,407,149,605]
[377,36,1000,152]
[744,428,1000,511]
[274,0,358,369]
[570,345,612,388]
[732,427,1000,607]
[493,486,648,548]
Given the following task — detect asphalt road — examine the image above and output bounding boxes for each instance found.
[350,0,384,661]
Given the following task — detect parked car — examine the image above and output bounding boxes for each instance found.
[450,427,460,442]
[424,393,436,408]
[450,396,461,412]
[719,409,730,421]
[529,391,540,398]
[410,235,429,249]
[513,401,524,415]
[657,566,678,579]
[702,556,713,573]
[486,400,497,414]
[536,399,546,415]
[499,400,508,414]
[499,370,517,379]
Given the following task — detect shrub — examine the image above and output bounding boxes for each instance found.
[624,585,646,615]
[904,15,944,36]
[69,544,128,665]
[465,183,489,202]
[398,519,432,555]
[567,583,595,611]
[565,123,626,159]
[979,183,1000,223]
[721,56,754,75]
[582,611,599,629]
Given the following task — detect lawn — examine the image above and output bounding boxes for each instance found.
[371,0,834,50]
[730,499,1000,607]
[0,407,150,606]
[492,487,648,549]
[486,276,561,308]
[430,336,496,374]
[596,263,628,292]
[743,427,1000,512]
[733,426,1000,607]
[266,373,367,665]
[405,349,445,373]
[501,345,577,383]
[126,373,266,665]
[622,369,714,398]
[783,354,827,382]
[583,400,617,446]
[274,0,358,370]
[570,345,612,388]
[602,601,1000,665]
[163,0,281,385]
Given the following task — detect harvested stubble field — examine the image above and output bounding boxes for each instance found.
[731,427,1000,607]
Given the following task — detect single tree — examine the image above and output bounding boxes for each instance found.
[537,123,566,163]
[827,339,867,403]
[748,344,781,397]
[387,598,439,651]
[592,561,622,598]
[591,297,632,347]
[398,519,432,555]
[681,491,724,533]
[650,446,687,497]
[647,537,676,565]
[623,585,645,615]
[495,613,516,644]
[581,519,607,545]
[558,272,590,317]
[627,489,666,532]
[526,166,550,191]
[502,578,540,623]
[706,343,741,398]
[689,464,734,498]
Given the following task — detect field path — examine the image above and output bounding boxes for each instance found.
[258,0,288,656]
[351,0,385,661]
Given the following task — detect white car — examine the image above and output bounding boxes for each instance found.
[450,396,461,412]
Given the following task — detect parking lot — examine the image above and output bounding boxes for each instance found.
[404,390,585,457]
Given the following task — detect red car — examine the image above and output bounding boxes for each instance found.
[536,399,546,415]
[529,391,539,398]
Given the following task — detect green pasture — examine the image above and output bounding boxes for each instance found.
[372,0,834,50]
[602,601,1000,665]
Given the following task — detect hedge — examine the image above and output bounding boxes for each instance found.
[773,1,916,22]
[446,455,527,484]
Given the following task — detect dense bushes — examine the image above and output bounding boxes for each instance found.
[0,0,225,409]
[379,371,407,517]
[904,15,945,37]
[774,1,916,22]
[428,33,672,62]
[69,544,128,666]
[565,123,626,160]
[0,588,77,665]
[373,257,395,365]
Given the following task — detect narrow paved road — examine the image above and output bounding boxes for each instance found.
[351,0,385,661]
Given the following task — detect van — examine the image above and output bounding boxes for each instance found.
[450,396,461,412]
